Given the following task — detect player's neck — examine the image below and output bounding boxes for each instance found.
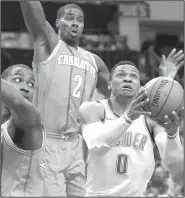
[109,96,132,116]
[60,36,79,49]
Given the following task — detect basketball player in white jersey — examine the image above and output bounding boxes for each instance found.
[79,61,184,196]
[19,1,110,196]
[1,64,45,196]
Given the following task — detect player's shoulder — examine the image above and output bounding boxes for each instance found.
[90,52,104,64]
[79,100,105,120]
[79,47,104,65]
[79,100,104,113]
[91,53,107,73]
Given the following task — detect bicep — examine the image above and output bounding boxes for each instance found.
[11,101,42,134]
[33,21,58,63]
[40,21,58,51]
[79,102,108,154]
[93,54,110,97]
[11,103,43,150]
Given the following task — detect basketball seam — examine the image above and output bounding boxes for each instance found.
[153,79,174,118]
[149,78,162,116]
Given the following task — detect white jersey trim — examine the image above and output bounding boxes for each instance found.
[32,39,62,67]
[2,120,46,155]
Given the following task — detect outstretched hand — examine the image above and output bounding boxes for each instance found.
[159,48,184,79]
[126,87,151,121]
[155,107,184,136]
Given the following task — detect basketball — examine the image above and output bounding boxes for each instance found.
[143,77,184,121]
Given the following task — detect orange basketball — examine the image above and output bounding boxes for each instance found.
[143,77,184,122]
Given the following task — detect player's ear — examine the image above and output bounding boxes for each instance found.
[56,19,59,28]
[108,81,112,90]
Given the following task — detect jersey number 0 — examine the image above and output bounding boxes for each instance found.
[116,154,128,175]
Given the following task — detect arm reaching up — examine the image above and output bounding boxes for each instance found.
[92,54,110,98]
[159,48,184,79]
[20,1,58,62]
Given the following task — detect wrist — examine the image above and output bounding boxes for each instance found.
[124,110,134,125]
[167,128,179,139]
[167,131,182,150]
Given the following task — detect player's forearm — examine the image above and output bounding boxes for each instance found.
[83,114,132,152]
[1,79,26,110]
[162,147,184,186]
[20,1,46,40]
[161,132,183,184]
[162,131,182,160]
[99,116,131,147]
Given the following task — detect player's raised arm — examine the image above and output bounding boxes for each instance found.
[92,54,110,98]
[159,48,184,79]
[1,79,43,150]
[20,1,58,55]
[79,87,150,155]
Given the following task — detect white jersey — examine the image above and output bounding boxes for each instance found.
[85,99,155,196]
[1,120,46,197]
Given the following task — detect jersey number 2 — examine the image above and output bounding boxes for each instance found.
[73,75,83,99]
[116,154,128,175]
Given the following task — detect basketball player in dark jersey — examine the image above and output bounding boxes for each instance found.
[20,2,110,196]
[1,64,45,196]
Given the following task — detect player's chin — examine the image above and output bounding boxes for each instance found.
[120,90,135,97]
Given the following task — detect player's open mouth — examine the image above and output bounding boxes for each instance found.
[24,95,29,100]
[71,29,78,35]
[121,85,133,91]
[21,92,29,100]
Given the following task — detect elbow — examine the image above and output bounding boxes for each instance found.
[162,159,184,186]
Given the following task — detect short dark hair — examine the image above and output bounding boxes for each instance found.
[57,4,83,19]
[109,60,137,80]
[1,64,32,80]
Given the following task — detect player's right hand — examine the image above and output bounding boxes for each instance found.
[126,87,151,121]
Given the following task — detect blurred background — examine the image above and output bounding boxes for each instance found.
[1,1,184,196]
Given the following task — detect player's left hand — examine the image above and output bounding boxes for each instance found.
[155,107,184,136]
[159,48,184,79]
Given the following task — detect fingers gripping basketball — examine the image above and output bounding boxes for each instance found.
[143,77,184,122]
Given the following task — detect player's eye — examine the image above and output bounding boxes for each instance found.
[14,77,21,83]
[78,18,83,23]
[66,15,73,20]
[131,74,138,79]
[28,82,34,88]
[117,73,125,77]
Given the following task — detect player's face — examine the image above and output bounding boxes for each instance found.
[109,64,140,97]
[6,67,35,101]
[57,8,84,44]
